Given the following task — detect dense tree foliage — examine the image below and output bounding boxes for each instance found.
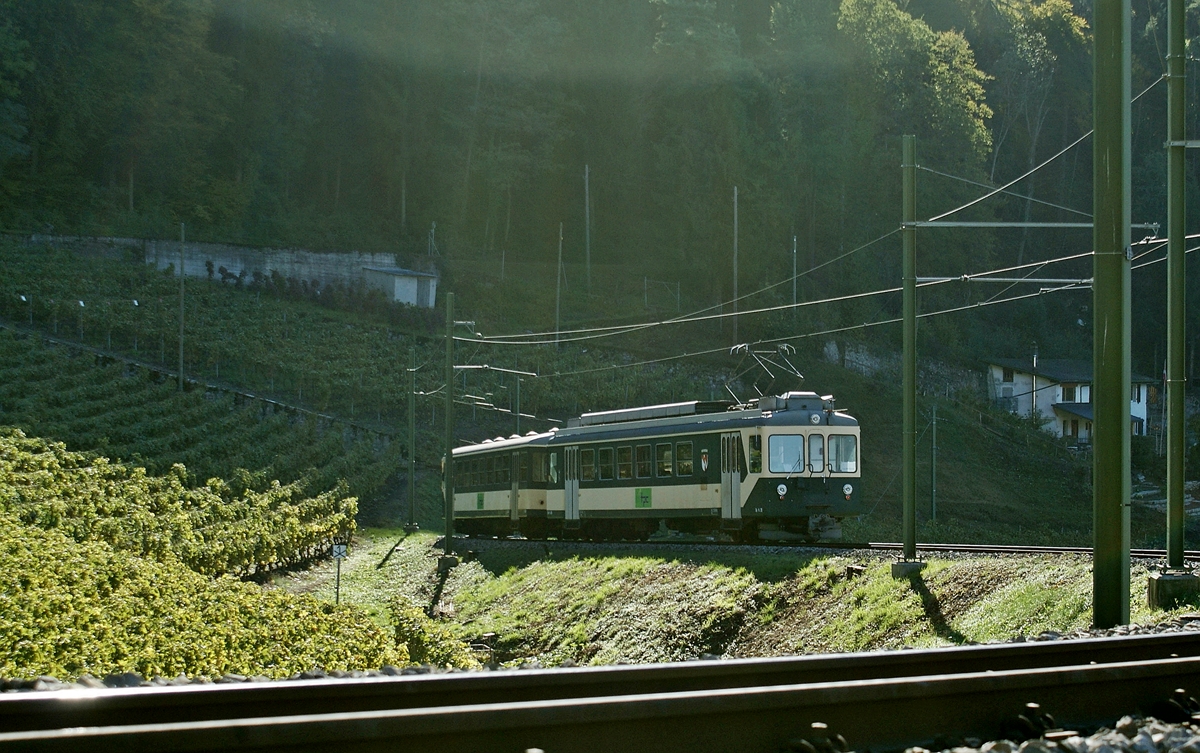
[0,0,1197,370]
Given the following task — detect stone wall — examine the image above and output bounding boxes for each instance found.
[24,233,439,305]
[822,340,984,400]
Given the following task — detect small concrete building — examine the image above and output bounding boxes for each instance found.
[985,357,1153,443]
[361,267,439,308]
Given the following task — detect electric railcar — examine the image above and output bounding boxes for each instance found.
[450,391,863,542]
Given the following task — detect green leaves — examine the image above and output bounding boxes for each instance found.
[0,428,357,577]
[837,0,992,163]
[0,512,403,680]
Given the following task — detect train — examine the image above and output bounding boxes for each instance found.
[449,391,863,542]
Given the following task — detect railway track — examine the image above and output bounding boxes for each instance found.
[5,633,1200,752]
[451,534,1200,560]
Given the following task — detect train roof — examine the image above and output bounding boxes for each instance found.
[453,392,857,456]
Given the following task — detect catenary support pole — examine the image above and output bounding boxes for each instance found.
[178,223,185,392]
[931,403,937,522]
[1148,0,1199,608]
[585,165,591,294]
[792,235,798,319]
[444,292,455,554]
[733,186,739,346]
[1092,0,1131,627]
[556,223,564,347]
[406,346,418,533]
[900,135,919,568]
[1166,0,1187,570]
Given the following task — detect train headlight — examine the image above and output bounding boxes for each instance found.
[776,483,788,497]
[842,483,853,496]
[809,414,821,424]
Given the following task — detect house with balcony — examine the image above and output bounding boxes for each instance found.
[985,357,1153,442]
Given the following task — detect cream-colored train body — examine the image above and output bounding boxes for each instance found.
[450,392,863,542]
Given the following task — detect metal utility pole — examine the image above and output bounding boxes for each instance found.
[555,223,563,348]
[444,292,455,554]
[896,135,920,574]
[1148,0,1199,608]
[585,165,591,294]
[406,346,419,533]
[515,376,522,435]
[733,186,739,345]
[931,404,938,522]
[178,223,185,391]
[792,235,798,319]
[1092,0,1131,627]
[1166,0,1187,571]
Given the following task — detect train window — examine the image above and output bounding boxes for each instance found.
[808,435,824,473]
[656,444,672,477]
[768,435,804,474]
[598,448,614,480]
[468,459,477,486]
[486,456,496,484]
[636,445,652,478]
[581,448,596,481]
[617,447,633,479]
[531,451,548,483]
[749,435,762,473]
[676,442,693,475]
[828,435,857,473]
[519,453,529,483]
[498,456,511,484]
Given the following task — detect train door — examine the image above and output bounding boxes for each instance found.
[564,446,581,528]
[509,451,520,525]
[720,433,742,524]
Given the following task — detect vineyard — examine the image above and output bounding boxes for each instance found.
[0,329,402,506]
[0,241,739,432]
[0,510,413,680]
[0,429,356,576]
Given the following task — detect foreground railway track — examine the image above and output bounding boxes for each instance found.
[452,534,1200,560]
[5,633,1200,752]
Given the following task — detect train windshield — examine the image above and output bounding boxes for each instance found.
[829,435,858,473]
[768,435,805,474]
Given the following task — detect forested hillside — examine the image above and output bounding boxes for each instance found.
[0,0,1195,372]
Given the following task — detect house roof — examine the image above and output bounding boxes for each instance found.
[361,266,439,279]
[1052,402,1144,425]
[988,357,1155,385]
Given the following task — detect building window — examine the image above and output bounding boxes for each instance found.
[1071,420,1078,437]
[581,448,596,481]
[1132,384,1142,403]
[676,442,693,476]
[1063,385,1076,402]
[1002,367,1014,382]
[598,448,614,481]
[636,444,652,478]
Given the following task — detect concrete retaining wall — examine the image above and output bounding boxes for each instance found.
[24,233,439,306]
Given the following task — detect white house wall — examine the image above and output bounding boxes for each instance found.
[990,364,1148,439]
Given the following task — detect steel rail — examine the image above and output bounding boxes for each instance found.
[5,652,1200,753]
[453,536,1200,560]
[3,633,1200,735]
